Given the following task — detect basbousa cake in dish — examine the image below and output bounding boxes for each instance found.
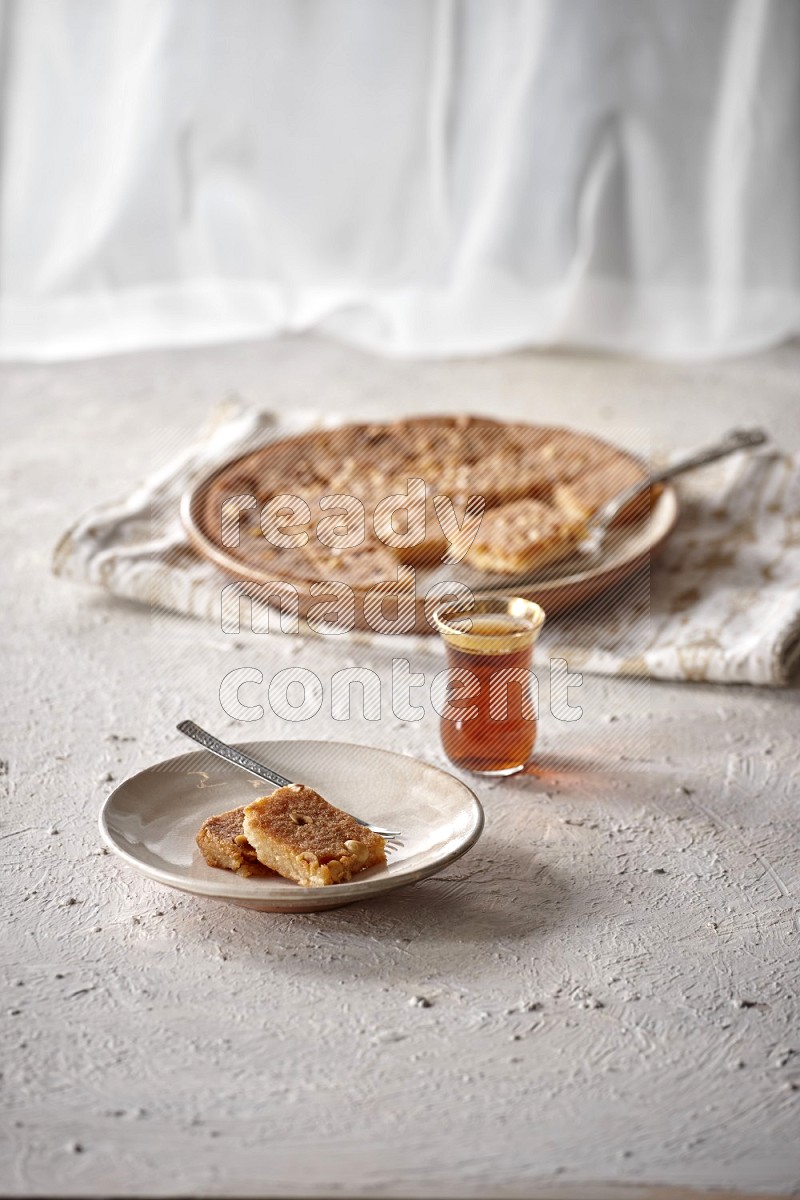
[554,455,650,524]
[195,416,650,580]
[242,785,386,887]
[464,496,581,574]
[196,806,276,878]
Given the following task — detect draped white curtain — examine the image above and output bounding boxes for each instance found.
[0,0,798,361]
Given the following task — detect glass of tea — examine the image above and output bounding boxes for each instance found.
[432,594,546,776]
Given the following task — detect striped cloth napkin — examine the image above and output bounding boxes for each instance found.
[53,403,800,686]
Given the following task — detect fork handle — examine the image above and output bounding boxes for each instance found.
[176,720,292,789]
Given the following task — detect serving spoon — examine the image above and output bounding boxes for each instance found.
[575,426,768,561]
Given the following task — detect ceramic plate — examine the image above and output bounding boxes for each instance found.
[99,740,484,912]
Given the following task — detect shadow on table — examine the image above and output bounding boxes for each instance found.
[521,752,616,783]
[181,838,580,968]
[344,845,576,946]
[515,749,659,788]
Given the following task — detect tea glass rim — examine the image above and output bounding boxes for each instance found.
[432,592,546,651]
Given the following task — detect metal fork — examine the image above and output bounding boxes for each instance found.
[177,720,402,844]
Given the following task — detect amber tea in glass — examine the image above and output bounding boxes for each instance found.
[432,595,545,776]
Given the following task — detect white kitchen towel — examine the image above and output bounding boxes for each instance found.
[53,405,800,686]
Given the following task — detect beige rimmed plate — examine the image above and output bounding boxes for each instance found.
[99,740,484,912]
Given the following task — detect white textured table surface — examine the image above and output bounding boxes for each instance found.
[2,337,800,1199]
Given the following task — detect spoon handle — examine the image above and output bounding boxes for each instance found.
[176,720,292,789]
[649,427,768,487]
[586,426,768,546]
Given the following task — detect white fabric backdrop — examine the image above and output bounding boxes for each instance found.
[0,0,798,362]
